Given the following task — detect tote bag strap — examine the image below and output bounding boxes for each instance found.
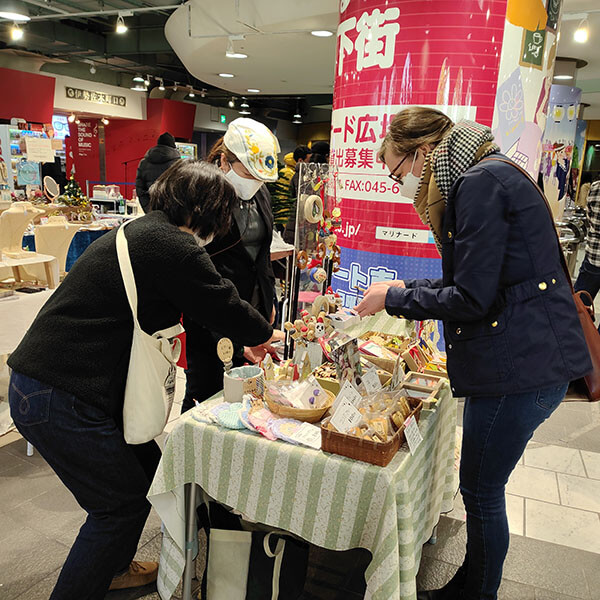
[115,219,141,328]
[480,157,575,293]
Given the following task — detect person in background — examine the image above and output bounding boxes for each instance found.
[575,179,600,302]
[284,145,312,243]
[182,118,283,413]
[576,172,594,209]
[135,132,180,213]
[355,107,591,600]
[308,140,330,164]
[8,160,274,600]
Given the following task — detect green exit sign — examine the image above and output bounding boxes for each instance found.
[220,114,227,124]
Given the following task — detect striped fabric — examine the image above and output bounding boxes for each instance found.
[148,384,457,600]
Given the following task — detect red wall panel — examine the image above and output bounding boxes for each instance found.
[0,67,55,123]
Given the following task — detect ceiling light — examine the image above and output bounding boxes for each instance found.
[89,63,96,74]
[240,100,249,108]
[173,82,178,91]
[116,14,127,34]
[239,109,251,115]
[227,51,248,59]
[574,16,589,43]
[188,86,195,98]
[554,74,573,80]
[0,1,30,22]
[68,113,76,123]
[101,117,109,125]
[200,89,207,98]
[293,118,302,124]
[158,78,165,91]
[228,97,235,108]
[144,75,150,86]
[75,118,81,125]
[133,74,144,83]
[311,30,333,37]
[131,83,147,91]
[293,113,301,119]
[219,73,235,78]
[247,88,260,93]
[10,23,23,40]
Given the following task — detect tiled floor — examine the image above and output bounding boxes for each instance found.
[1,373,599,599]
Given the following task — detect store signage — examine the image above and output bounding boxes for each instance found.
[25,137,54,163]
[65,86,126,107]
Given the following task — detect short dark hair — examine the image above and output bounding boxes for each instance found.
[293,145,311,162]
[149,160,238,238]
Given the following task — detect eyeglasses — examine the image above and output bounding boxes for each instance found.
[388,153,412,184]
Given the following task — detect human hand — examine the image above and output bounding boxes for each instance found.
[355,283,394,318]
[270,306,276,325]
[243,345,266,363]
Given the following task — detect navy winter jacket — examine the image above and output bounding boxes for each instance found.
[385,155,592,397]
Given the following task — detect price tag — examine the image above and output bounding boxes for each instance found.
[404,415,423,455]
[330,399,363,433]
[362,367,382,394]
[290,422,322,450]
[332,379,362,412]
[308,342,323,370]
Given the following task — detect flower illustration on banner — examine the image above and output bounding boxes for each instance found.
[499,83,524,124]
[340,0,350,13]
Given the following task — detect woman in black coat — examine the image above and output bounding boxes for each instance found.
[356,108,591,600]
[8,160,274,599]
[182,118,283,412]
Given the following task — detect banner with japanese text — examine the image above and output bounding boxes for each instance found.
[330,0,508,308]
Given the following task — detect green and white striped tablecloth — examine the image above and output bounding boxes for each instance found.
[148,383,457,600]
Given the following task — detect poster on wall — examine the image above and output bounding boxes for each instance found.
[25,137,55,163]
[539,85,581,217]
[492,0,561,178]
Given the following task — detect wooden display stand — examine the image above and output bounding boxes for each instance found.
[34,216,81,275]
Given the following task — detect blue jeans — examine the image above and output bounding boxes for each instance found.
[8,371,161,600]
[457,384,568,600]
[574,257,600,301]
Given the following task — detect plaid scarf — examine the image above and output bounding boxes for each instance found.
[413,120,500,253]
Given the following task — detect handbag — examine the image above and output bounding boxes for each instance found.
[115,220,184,444]
[483,157,600,401]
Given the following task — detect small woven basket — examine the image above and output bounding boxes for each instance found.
[264,389,335,423]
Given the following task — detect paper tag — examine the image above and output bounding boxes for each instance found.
[330,399,363,433]
[308,342,323,370]
[332,379,362,412]
[362,367,382,394]
[290,422,322,450]
[404,415,423,454]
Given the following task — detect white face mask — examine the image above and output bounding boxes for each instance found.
[400,152,421,201]
[194,232,214,247]
[225,168,264,200]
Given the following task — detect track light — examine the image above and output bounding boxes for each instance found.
[75,118,81,125]
[131,83,147,91]
[239,108,251,115]
[158,78,165,91]
[89,63,96,74]
[228,97,235,108]
[226,38,247,59]
[10,22,23,41]
[0,1,30,21]
[200,89,207,98]
[116,14,127,34]
[188,86,195,98]
[293,119,302,124]
[574,16,589,43]
[293,113,301,119]
[133,74,144,83]
[101,117,109,125]
[173,82,178,91]
[68,113,76,123]
[144,75,150,86]
[240,100,249,108]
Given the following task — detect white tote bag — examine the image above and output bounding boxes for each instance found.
[116,220,183,444]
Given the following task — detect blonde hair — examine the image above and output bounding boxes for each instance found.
[378,107,454,160]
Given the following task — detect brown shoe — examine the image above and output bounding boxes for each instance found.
[109,560,159,590]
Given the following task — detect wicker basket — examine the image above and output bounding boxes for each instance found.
[265,389,335,423]
[320,397,423,466]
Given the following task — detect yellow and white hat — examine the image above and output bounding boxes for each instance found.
[224,118,281,182]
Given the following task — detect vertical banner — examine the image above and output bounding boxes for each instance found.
[491,0,562,177]
[68,119,100,192]
[539,85,582,217]
[331,0,508,308]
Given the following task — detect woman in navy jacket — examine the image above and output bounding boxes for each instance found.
[356,108,591,600]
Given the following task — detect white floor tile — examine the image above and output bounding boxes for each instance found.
[581,450,600,480]
[525,498,600,554]
[557,473,600,513]
[506,493,524,536]
[524,444,586,476]
[506,465,560,504]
